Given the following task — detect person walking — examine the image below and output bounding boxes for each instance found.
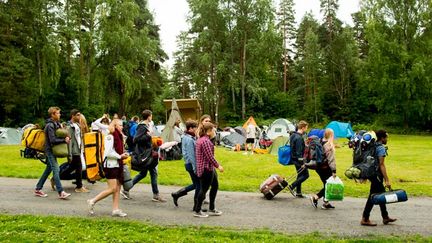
[361,130,397,226]
[171,120,200,209]
[121,110,166,202]
[309,128,337,209]
[288,120,309,198]
[59,109,89,193]
[34,107,71,199]
[87,119,129,217]
[193,123,224,218]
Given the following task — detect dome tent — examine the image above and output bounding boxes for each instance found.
[266,118,296,140]
[325,121,354,138]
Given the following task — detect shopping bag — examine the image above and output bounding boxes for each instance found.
[325,176,344,201]
[278,145,292,166]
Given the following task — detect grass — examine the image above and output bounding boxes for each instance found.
[1,134,431,197]
[0,214,430,242]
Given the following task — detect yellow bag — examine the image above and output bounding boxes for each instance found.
[22,127,45,152]
[83,132,105,181]
[123,156,131,172]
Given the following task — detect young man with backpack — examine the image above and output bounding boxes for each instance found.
[361,130,397,226]
[34,107,71,199]
[121,110,166,202]
[288,120,309,198]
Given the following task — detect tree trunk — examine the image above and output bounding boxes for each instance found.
[241,34,247,120]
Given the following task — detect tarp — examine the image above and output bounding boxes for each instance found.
[266,118,296,140]
[268,136,289,155]
[221,133,246,147]
[0,127,22,145]
[242,116,257,129]
[161,98,186,142]
[325,121,354,138]
[308,129,325,139]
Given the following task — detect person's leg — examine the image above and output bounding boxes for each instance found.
[112,180,121,211]
[149,165,159,195]
[91,179,117,204]
[316,168,332,199]
[35,158,53,191]
[132,169,148,186]
[72,155,83,189]
[48,153,64,194]
[208,171,218,211]
[290,163,309,195]
[172,164,196,206]
[362,177,383,220]
[195,171,211,213]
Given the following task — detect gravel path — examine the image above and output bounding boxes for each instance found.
[0,177,430,236]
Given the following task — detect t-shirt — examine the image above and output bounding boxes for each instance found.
[246,124,256,139]
[376,143,387,157]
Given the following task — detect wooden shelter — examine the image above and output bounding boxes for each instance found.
[163,98,202,122]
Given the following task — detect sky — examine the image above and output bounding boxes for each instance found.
[147,0,361,69]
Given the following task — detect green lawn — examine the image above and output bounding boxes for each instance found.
[1,134,431,197]
[0,214,429,242]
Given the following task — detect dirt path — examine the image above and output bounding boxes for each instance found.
[0,177,430,236]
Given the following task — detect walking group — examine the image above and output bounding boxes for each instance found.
[32,106,397,224]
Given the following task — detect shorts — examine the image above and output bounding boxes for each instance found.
[103,167,123,181]
[246,138,255,144]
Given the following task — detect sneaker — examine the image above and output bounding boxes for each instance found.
[120,190,131,200]
[58,191,71,200]
[295,193,306,198]
[152,195,167,202]
[321,203,335,210]
[34,190,48,198]
[112,209,127,217]
[208,209,223,216]
[50,178,55,191]
[87,199,95,215]
[193,211,209,218]
[310,196,318,209]
[75,187,89,193]
[287,185,296,197]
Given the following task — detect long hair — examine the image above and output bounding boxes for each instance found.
[324,128,335,148]
[79,114,90,134]
[108,118,122,134]
[196,114,211,138]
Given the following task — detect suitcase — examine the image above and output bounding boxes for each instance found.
[83,132,105,181]
[259,167,305,200]
[260,174,289,200]
[371,189,408,205]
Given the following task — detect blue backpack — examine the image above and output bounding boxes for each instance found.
[278,144,292,166]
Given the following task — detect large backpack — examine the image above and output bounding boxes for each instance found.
[303,136,324,165]
[345,132,380,180]
[83,131,105,181]
[21,126,45,152]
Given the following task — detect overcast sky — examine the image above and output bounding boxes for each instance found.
[147,0,360,68]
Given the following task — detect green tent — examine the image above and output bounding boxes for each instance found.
[268,136,289,155]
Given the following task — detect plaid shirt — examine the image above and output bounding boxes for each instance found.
[195,135,219,177]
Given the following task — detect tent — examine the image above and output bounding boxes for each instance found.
[242,116,257,129]
[221,133,246,148]
[268,136,289,155]
[161,98,186,143]
[233,126,246,137]
[0,127,22,145]
[266,118,296,140]
[326,121,354,138]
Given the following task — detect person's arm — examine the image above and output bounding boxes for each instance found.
[379,157,391,188]
[325,144,337,176]
[294,136,304,160]
[46,123,66,146]
[92,117,109,131]
[104,135,122,160]
[182,137,192,163]
[202,139,221,170]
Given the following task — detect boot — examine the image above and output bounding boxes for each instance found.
[360,218,377,226]
[171,188,188,207]
[383,217,397,225]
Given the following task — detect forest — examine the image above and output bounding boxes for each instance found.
[1,0,431,130]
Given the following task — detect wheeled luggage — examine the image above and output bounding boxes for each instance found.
[83,132,105,181]
[21,127,45,152]
[259,167,305,200]
[371,189,408,205]
[260,174,289,200]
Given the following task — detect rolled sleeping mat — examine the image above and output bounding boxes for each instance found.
[371,189,408,205]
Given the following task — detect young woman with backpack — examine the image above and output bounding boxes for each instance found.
[309,128,337,210]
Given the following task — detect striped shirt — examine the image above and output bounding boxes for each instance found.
[195,135,219,177]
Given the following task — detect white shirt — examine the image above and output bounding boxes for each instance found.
[246,124,256,139]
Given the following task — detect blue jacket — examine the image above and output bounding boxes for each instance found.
[181,133,197,173]
[290,131,305,162]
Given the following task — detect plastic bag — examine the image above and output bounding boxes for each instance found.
[325,176,344,201]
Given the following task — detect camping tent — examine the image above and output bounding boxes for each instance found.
[221,133,246,148]
[161,98,186,143]
[242,116,257,129]
[233,126,246,137]
[268,136,289,155]
[326,121,354,138]
[266,118,296,140]
[0,127,22,145]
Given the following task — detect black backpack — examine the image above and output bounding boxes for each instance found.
[352,138,380,179]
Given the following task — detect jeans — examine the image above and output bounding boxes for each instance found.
[184,163,200,199]
[195,170,218,213]
[315,167,333,199]
[362,176,388,220]
[36,151,63,193]
[131,165,159,194]
[290,161,309,194]
[60,155,83,188]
